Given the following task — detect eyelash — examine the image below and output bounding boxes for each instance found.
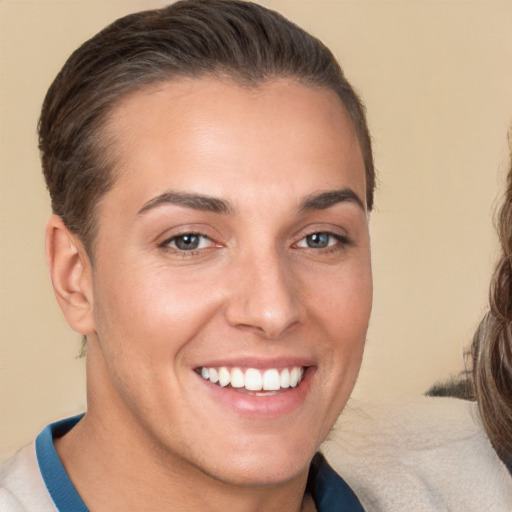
[159,230,351,256]
[159,232,216,256]
[294,231,351,253]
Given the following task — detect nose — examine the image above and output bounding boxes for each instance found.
[224,250,302,339]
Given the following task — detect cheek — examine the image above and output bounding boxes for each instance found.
[308,260,372,336]
[91,264,224,362]
[88,267,226,418]
[305,264,371,440]
[309,260,372,388]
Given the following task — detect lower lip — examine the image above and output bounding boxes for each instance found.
[196,368,314,418]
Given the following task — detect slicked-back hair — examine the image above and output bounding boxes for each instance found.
[39,0,375,254]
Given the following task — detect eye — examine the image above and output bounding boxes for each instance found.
[296,232,342,249]
[162,233,213,252]
[303,232,331,249]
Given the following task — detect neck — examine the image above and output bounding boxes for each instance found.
[55,397,314,512]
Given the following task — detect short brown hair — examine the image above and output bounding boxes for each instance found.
[39,0,375,253]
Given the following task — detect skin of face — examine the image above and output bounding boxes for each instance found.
[48,77,372,511]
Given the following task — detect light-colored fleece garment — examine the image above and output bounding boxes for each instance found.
[3,397,511,511]
[323,396,512,512]
[0,442,56,512]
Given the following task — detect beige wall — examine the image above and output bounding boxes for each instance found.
[1,0,511,457]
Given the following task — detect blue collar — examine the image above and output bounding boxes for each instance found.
[36,415,364,511]
[36,415,87,512]
[307,452,365,511]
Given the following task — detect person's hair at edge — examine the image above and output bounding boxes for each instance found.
[38,0,374,260]
[471,126,512,461]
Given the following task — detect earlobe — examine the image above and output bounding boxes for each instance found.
[46,215,95,335]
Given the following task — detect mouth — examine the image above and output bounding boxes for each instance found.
[196,366,306,394]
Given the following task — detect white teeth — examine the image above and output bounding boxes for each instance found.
[198,366,305,391]
[280,368,290,388]
[209,368,219,384]
[245,368,263,391]
[290,367,299,387]
[231,368,245,388]
[262,369,280,391]
[218,367,230,387]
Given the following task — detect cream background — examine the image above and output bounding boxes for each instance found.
[1,0,511,457]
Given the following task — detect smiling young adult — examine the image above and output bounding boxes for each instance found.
[0,1,374,511]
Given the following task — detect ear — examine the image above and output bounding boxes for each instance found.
[46,215,95,335]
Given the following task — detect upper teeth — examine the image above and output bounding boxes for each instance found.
[199,366,304,391]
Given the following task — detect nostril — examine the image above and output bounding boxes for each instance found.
[223,256,302,338]
[232,318,300,340]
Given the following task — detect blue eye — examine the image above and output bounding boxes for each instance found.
[297,232,341,249]
[305,233,330,248]
[165,233,212,251]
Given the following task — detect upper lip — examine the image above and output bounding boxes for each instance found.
[194,356,315,370]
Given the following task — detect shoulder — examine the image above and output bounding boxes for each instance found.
[323,396,512,512]
[0,443,57,512]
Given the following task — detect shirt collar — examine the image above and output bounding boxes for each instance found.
[307,452,365,511]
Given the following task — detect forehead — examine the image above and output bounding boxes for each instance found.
[100,77,366,211]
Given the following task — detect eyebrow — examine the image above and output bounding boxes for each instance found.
[137,187,365,216]
[299,188,365,212]
[137,191,234,215]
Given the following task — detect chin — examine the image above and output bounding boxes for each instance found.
[194,440,316,488]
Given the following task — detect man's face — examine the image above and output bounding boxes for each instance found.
[86,77,372,486]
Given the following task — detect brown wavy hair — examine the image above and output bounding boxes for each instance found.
[471,129,512,460]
